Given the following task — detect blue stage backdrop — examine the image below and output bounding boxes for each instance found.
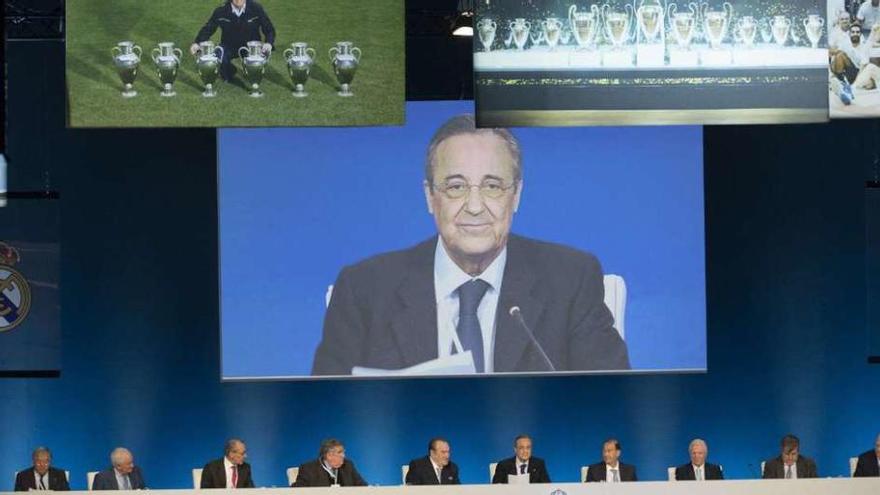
[218,101,705,379]
[0,41,878,492]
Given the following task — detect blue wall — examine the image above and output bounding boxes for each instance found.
[1,41,878,490]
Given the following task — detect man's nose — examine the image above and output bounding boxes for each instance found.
[463,187,485,214]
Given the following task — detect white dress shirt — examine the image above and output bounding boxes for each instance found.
[430,459,444,483]
[516,459,529,475]
[114,469,132,490]
[605,463,621,482]
[692,464,704,480]
[231,2,246,17]
[784,463,797,479]
[33,471,49,490]
[434,239,506,372]
[223,457,237,489]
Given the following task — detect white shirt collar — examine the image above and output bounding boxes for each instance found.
[223,457,235,471]
[606,462,620,470]
[231,1,246,16]
[434,239,506,299]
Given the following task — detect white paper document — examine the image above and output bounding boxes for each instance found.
[351,351,476,376]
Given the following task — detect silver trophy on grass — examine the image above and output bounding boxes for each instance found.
[111,41,142,98]
[151,42,182,97]
[195,41,224,97]
[668,3,697,48]
[239,41,269,97]
[329,41,361,97]
[803,14,824,48]
[569,5,600,50]
[283,42,316,97]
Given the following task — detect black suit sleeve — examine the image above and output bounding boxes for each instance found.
[292,464,313,487]
[404,461,420,485]
[447,464,461,484]
[52,469,70,491]
[491,462,507,484]
[631,466,638,482]
[242,465,255,488]
[568,256,630,370]
[256,4,276,46]
[200,463,217,489]
[535,460,551,483]
[313,267,365,375]
[195,8,222,44]
[91,472,108,490]
[14,472,27,492]
[714,464,724,480]
[348,462,367,487]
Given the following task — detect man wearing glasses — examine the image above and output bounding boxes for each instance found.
[311,114,629,375]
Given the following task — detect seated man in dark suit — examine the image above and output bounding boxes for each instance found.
[293,439,367,487]
[674,439,723,481]
[762,434,818,479]
[200,439,255,488]
[853,433,880,477]
[14,447,70,491]
[406,438,460,485]
[312,114,630,376]
[492,435,551,483]
[585,439,637,482]
[92,448,147,490]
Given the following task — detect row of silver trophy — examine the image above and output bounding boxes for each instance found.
[111,40,362,98]
[477,2,826,53]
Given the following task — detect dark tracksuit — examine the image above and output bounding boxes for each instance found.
[194,1,276,81]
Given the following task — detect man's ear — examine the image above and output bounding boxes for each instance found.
[424,180,435,214]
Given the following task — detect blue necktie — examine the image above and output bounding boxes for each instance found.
[457,279,490,372]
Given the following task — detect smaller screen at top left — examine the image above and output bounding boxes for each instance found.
[65,0,404,128]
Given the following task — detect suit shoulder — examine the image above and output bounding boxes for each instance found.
[510,235,602,270]
[341,240,431,277]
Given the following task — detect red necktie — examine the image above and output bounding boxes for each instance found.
[231,466,238,488]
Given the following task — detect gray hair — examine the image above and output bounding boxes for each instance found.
[32,447,51,460]
[225,438,245,455]
[319,438,344,459]
[110,448,132,466]
[424,114,522,184]
[688,439,707,452]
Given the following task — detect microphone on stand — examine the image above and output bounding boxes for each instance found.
[509,306,556,371]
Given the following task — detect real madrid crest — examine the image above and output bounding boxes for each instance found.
[0,242,32,333]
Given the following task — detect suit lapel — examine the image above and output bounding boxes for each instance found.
[390,239,438,367]
[494,238,545,372]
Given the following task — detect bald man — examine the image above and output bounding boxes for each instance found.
[201,439,255,489]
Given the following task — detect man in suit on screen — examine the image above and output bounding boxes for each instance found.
[853,433,880,477]
[674,439,723,480]
[585,439,637,482]
[405,438,460,485]
[200,439,255,489]
[14,447,69,491]
[293,439,367,487]
[762,434,818,479]
[312,114,630,376]
[92,448,147,490]
[189,0,276,81]
[492,435,551,483]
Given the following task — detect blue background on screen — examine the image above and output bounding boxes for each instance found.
[219,101,705,378]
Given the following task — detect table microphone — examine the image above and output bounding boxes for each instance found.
[509,306,556,371]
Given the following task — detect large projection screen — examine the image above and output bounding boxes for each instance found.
[218,101,706,380]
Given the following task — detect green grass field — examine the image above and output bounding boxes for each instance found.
[66,0,404,127]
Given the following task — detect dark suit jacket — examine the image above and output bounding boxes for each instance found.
[492,456,551,483]
[762,456,818,479]
[14,467,69,491]
[674,463,724,480]
[92,467,146,490]
[313,235,630,375]
[292,459,367,487]
[585,462,637,482]
[200,459,254,489]
[853,450,880,477]
[405,456,460,485]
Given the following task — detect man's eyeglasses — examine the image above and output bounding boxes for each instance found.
[431,179,517,200]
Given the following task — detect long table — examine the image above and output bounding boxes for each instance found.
[5,479,879,495]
